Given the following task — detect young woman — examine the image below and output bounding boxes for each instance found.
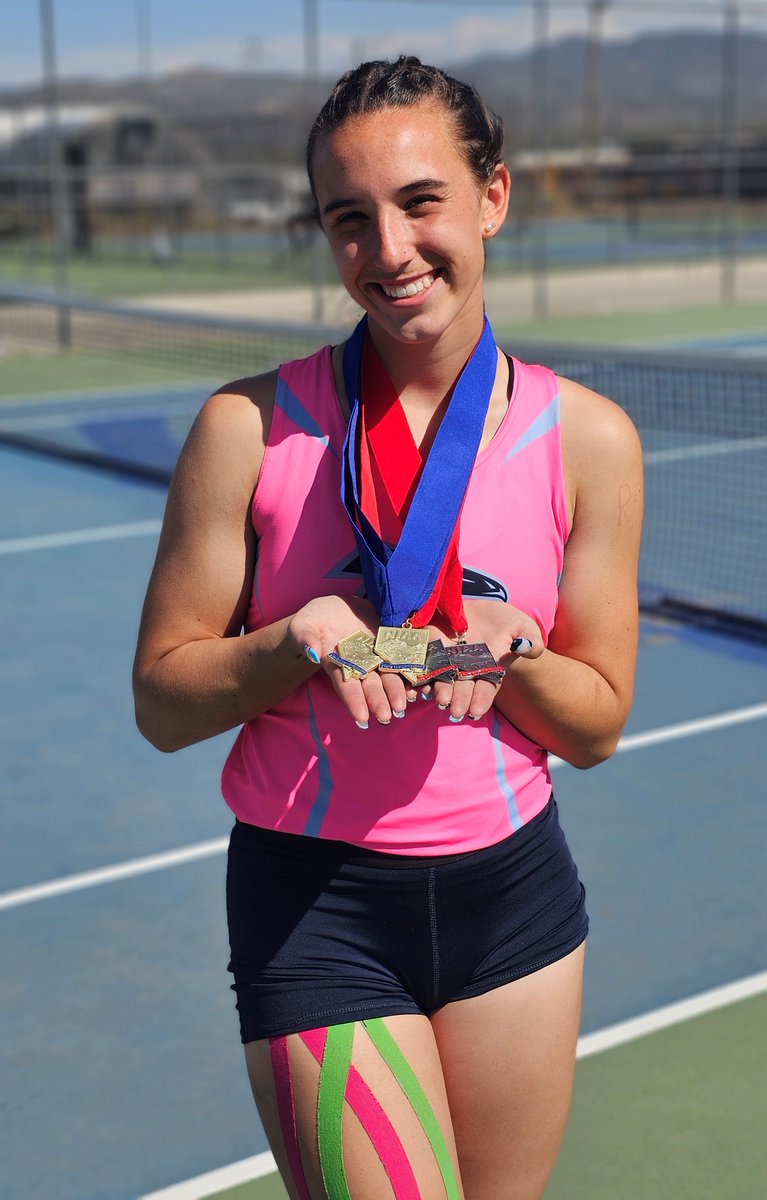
[133,57,643,1200]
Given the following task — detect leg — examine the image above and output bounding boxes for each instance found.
[431,943,586,1200]
[245,1014,465,1199]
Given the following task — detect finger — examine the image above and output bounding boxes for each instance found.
[466,678,499,720]
[432,679,454,710]
[379,671,409,720]
[446,679,476,723]
[360,671,395,726]
[329,668,371,728]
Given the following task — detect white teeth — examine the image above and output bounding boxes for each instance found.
[381,274,435,299]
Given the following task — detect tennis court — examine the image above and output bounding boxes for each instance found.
[1,305,766,1199]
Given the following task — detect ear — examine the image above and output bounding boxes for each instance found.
[481,163,511,237]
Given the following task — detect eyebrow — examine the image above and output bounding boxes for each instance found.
[321,178,449,218]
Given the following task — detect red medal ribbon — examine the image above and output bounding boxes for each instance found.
[359,338,468,635]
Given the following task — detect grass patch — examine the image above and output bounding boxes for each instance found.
[495,299,767,348]
[0,349,219,399]
[0,244,335,299]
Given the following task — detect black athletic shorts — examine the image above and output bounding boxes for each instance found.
[226,797,588,1043]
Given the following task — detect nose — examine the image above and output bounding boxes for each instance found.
[369,209,412,272]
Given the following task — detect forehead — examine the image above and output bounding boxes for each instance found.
[312,100,472,199]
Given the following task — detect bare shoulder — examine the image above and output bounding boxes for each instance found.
[557,373,642,492]
[556,374,643,536]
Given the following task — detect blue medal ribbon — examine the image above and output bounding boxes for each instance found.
[341,315,497,627]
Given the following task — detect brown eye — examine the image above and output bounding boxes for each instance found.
[335,210,366,226]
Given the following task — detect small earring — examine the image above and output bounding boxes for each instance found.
[484,222,496,232]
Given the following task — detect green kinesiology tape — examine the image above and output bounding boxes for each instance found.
[363,1018,461,1200]
[316,1023,355,1200]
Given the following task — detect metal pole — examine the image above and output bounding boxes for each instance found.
[531,0,551,320]
[583,0,609,216]
[720,0,740,304]
[304,0,325,322]
[135,0,152,77]
[39,0,71,346]
[135,0,175,282]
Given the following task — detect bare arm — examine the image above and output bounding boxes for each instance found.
[492,376,644,767]
[133,373,350,751]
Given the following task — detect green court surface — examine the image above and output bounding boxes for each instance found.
[492,297,767,350]
[548,992,767,1200]
[0,348,219,398]
[1,296,764,404]
[195,991,767,1200]
[0,243,330,299]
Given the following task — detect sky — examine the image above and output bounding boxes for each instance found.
[2,0,765,89]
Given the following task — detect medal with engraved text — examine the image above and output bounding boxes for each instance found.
[448,641,505,685]
[415,639,457,686]
[374,626,429,672]
[328,631,383,681]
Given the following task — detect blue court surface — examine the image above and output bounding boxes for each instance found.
[1,434,766,1200]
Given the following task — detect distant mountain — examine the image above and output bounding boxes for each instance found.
[1,30,765,158]
[452,30,767,145]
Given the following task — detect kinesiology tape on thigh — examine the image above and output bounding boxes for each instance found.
[268,1018,461,1200]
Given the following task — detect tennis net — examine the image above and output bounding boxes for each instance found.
[1,286,766,638]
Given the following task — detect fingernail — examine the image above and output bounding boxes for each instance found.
[406,695,417,703]
[377,718,391,726]
[355,721,368,730]
[510,637,533,655]
[449,714,465,723]
[392,710,406,719]
[421,690,432,701]
[304,645,321,664]
[437,703,450,711]
[468,714,483,721]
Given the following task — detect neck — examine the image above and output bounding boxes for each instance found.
[365,312,488,412]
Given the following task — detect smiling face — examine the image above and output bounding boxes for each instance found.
[311,100,510,357]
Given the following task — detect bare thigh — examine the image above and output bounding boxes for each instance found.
[245,1014,465,1199]
[432,943,586,1200]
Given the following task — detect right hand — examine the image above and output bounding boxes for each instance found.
[287,596,421,728]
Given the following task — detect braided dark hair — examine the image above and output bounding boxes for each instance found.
[306,56,505,204]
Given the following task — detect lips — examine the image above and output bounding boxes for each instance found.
[379,272,436,299]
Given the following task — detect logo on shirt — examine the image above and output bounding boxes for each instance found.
[326,554,508,604]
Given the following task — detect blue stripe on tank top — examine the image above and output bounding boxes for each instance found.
[302,688,334,836]
[500,394,560,463]
[492,711,523,831]
[274,376,337,455]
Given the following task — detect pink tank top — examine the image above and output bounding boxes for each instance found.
[221,346,570,854]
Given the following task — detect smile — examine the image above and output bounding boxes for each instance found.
[379,273,436,299]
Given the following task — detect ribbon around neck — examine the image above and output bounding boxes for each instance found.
[341,315,497,628]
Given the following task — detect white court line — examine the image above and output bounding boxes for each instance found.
[138,970,767,1200]
[139,1151,278,1200]
[0,837,228,911]
[644,435,767,465]
[577,968,767,1058]
[1,701,766,914]
[547,701,767,768]
[0,519,162,554]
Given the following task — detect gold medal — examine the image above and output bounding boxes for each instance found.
[328,631,383,681]
[374,626,429,670]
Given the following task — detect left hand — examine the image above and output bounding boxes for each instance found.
[422,599,543,722]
